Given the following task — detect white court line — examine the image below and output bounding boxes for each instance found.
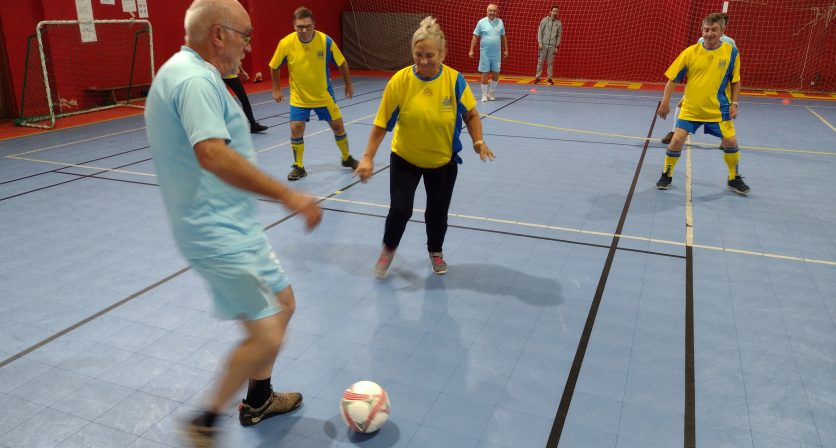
[805,106,836,133]
[316,194,836,267]
[685,135,694,247]
[6,155,156,177]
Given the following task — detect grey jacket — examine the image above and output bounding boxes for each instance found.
[538,17,563,47]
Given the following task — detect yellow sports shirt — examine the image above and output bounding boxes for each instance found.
[665,42,740,122]
[373,65,476,168]
[268,31,345,107]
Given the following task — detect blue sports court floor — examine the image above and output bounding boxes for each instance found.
[1,77,835,448]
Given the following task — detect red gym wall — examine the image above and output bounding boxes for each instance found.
[0,0,832,116]
[0,0,350,116]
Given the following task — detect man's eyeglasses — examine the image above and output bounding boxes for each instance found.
[220,24,253,44]
[295,24,314,30]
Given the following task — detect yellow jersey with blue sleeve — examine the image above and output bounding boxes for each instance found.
[268,31,345,108]
[665,42,740,122]
[373,65,477,169]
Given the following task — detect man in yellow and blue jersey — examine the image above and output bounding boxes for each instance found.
[269,7,358,181]
[661,12,736,144]
[656,12,750,195]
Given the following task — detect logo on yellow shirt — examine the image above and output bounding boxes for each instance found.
[718,59,727,69]
[317,50,324,60]
[441,96,452,110]
[423,88,433,96]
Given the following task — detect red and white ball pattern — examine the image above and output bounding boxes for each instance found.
[340,381,390,433]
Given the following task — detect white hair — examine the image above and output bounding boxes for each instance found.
[184,0,232,44]
[412,16,446,54]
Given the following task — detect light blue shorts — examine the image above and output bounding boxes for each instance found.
[190,242,290,321]
[478,55,501,73]
[676,119,736,139]
[290,102,342,122]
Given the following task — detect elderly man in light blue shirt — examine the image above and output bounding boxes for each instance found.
[469,3,509,102]
[144,0,321,445]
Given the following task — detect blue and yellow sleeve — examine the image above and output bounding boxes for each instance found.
[373,71,402,131]
[268,37,287,70]
[665,46,691,83]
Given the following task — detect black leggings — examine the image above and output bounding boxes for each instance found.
[222,77,256,125]
[383,152,458,253]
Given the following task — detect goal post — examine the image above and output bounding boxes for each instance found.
[17,19,155,129]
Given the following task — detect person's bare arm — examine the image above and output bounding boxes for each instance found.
[270,68,283,102]
[339,62,353,99]
[729,82,741,119]
[463,108,495,162]
[469,35,478,58]
[194,139,321,229]
[657,79,677,119]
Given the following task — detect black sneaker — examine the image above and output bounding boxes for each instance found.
[287,164,307,181]
[341,155,359,169]
[183,417,219,448]
[656,172,672,190]
[239,391,303,427]
[250,123,268,134]
[534,77,541,84]
[547,78,554,85]
[727,176,750,195]
[661,131,674,144]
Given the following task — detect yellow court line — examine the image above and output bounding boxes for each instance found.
[316,195,836,267]
[805,106,836,133]
[482,114,836,156]
[6,155,155,177]
[8,127,147,157]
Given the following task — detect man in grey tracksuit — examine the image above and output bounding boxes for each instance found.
[535,6,563,84]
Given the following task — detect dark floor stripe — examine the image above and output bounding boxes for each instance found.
[546,102,660,447]
[685,245,696,447]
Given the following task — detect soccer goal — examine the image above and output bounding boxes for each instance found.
[17,19,155,129]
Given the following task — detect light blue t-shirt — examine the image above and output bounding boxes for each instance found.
[145,46,263,259]
[473,17,505,57]
[698,35,737,48]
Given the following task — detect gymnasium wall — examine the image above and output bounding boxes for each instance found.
[0,0,350,117]
[347,0,835,92]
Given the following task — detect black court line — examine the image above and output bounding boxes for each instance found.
[546,102,661,447]
[1,144,151,185]
[314,205,685,261]
[685,244,695,447]
[0,167,374,369]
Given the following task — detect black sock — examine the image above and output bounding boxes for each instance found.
[194,411,219,428]
[245,378,272,408]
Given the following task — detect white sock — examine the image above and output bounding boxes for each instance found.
[671,106,680,131]
[481,83,488,97]
[490,80,498,93]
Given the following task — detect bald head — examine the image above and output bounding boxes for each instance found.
[184,0,247,45]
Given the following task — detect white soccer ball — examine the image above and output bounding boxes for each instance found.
[340,381,390,433]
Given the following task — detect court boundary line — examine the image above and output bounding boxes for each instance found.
[805,106,836,133]
[684,136,696,447]
[547,101,661,447]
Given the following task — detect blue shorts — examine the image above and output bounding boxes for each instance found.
[290,102,342,122]
[676,119,736,139]
[478,55,501,73]
[190,242,290,321]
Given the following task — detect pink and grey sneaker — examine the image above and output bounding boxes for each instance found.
[374,247,395,279]
[429,252,447,275]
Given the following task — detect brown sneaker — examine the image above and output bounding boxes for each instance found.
[183,418,219,448]
[661,131,674,144]
[238,391,303,427]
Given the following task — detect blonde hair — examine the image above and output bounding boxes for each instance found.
[412,16,446,55]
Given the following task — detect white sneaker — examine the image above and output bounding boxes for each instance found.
[487,93,496,101]
[481,95,487,102]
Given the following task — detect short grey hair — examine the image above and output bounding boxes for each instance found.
[412,16,446,54]
[184,0,231,44]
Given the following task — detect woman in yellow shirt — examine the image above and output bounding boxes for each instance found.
[356,16,495,278]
